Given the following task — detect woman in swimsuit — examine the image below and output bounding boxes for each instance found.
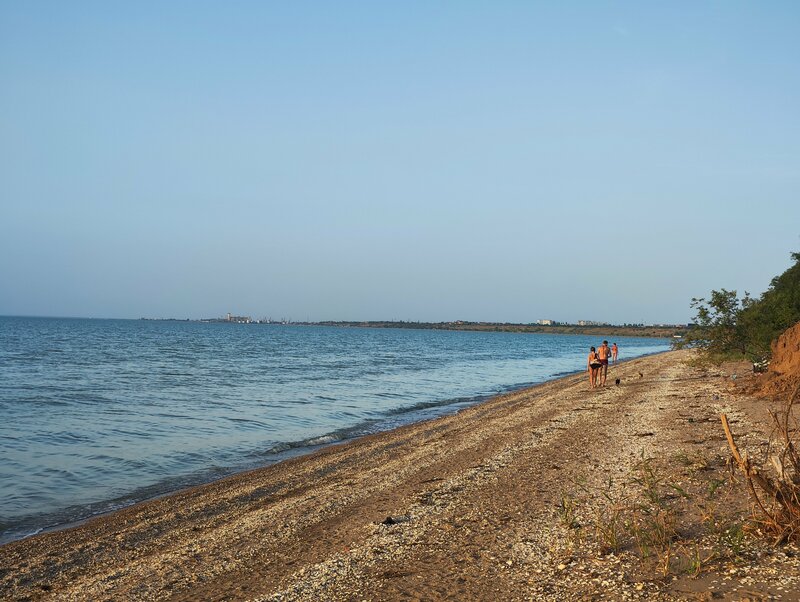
[587,346,602,389]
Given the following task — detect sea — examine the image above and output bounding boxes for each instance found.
[0,316,671,544]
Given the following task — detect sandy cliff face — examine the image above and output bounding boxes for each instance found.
[757,321,800,398]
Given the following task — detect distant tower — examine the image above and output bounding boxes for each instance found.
[227,312,232,322]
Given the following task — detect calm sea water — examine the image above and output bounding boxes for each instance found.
[0,317,670,544]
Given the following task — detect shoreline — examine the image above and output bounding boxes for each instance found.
[0,350,665,548]
[4,350,797,600]
[0,378,537,546]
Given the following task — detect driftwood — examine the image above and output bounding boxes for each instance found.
[720,386,800,542]
[721,415,782,501]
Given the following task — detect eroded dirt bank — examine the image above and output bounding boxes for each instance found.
[2,350,799,601]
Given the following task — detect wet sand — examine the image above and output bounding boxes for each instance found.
[2,350,799,601]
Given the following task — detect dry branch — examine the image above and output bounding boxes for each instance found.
[721,401,800,543]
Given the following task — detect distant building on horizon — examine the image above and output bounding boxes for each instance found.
[225,312,252,324]
[537,319,554,325]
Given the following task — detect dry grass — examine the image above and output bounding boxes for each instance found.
[558,451,747,578]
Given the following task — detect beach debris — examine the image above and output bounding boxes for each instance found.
[381,515,411,525]
[721,389,800,543]
[753,358,769,373]
[638,372,643,379]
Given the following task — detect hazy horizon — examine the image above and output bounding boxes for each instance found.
[2,3,799,325]
[0,314,688,325]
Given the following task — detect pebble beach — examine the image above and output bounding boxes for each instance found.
[2,349,799,601]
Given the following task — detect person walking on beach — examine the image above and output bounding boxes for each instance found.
[587,346,602,389]
[597,340,611,386]
[611,342,618,364]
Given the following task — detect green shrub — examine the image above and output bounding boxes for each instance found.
[682,251,800,361]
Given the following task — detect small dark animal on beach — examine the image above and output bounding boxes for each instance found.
[615,378,620,386]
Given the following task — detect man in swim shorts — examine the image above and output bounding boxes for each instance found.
[597,340,611,386]
[611,343,618,363]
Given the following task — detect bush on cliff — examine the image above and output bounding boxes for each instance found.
[739,251,800,359]
[683,251,800,361]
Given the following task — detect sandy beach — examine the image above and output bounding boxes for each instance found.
[3,349,799,601]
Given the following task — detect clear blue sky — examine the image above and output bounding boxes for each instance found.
[1,2,798,324]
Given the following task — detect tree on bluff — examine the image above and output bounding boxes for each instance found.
[685,252,800,361]
[683,288,753,357]
[739,251,800,359]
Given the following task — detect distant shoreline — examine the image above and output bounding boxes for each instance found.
[3,316,686,339]
[136,317,687,339]
[298,321,685,339]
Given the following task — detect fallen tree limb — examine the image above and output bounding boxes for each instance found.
[721,410,800,542]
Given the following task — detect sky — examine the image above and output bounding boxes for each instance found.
[1,2,798,324]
